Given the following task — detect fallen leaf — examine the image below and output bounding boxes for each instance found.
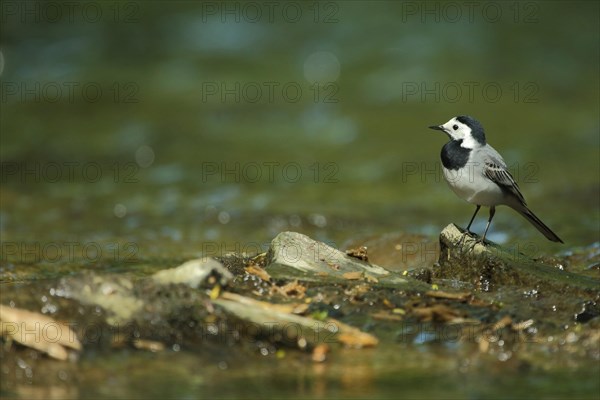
[270,280,306,299]
[312,344,330,362]
[370,311,403,322]
[326,318,378,348]
[411,304,464,323]
[468,297,492,307]
[133,339,165,352]
[479,336,490,353]
[327,263,341,271]
[492,315,512,331]
[511,319,534,331]
[220,291,305,314]
[0,305,81,360]
[342,271,363,280]
[245,264,271,282]
[344,284,370,297]
[292,303,309,315]
[382,299,395,309]
[250,252,267,266]
[336,330,379,348]
[425,291,471,302]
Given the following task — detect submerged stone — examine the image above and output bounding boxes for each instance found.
[152,257,233,289]
[56,273,143,326]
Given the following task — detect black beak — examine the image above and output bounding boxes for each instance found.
[428,125,445,132]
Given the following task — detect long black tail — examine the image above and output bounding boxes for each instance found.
[517,206,563,243]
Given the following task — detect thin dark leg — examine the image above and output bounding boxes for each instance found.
[458,205,482,249]
[481,206,496,243]
[466,205,481,233]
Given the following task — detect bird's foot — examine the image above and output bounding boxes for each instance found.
[457,229,476,247]
[458,232,490,253]
[471,237,490,248]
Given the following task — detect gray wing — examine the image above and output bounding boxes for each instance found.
[483,158,527,206]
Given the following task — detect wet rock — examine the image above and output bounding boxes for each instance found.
[152,257,233,289]
[435,224,600,295]
[265,231,430,290]
[53,258,231,328]
[267,232,389,277]
[560,242,600,278]
[575,300,599,323]
[56,274,143,325]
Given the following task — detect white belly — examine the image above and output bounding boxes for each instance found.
[443,167,505,206]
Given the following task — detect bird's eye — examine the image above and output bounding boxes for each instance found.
[452,125,458,130]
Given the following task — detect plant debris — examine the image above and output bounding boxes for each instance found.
[270,280,307,299]
[245,264,271,282]
[410,303,470,323]
[213,292,378,349]
[132,339,166,352]
[346,246,369,262]
[425,290,471,302]
[0,305,81,361]
[342,271,364,280]
[311,343,330,362]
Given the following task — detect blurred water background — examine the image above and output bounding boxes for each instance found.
[2,1,598,260]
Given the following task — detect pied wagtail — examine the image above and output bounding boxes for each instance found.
[429,115,563,243]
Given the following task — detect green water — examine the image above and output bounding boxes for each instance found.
[1,1,599,399]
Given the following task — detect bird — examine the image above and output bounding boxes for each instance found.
[428,115,563,244]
